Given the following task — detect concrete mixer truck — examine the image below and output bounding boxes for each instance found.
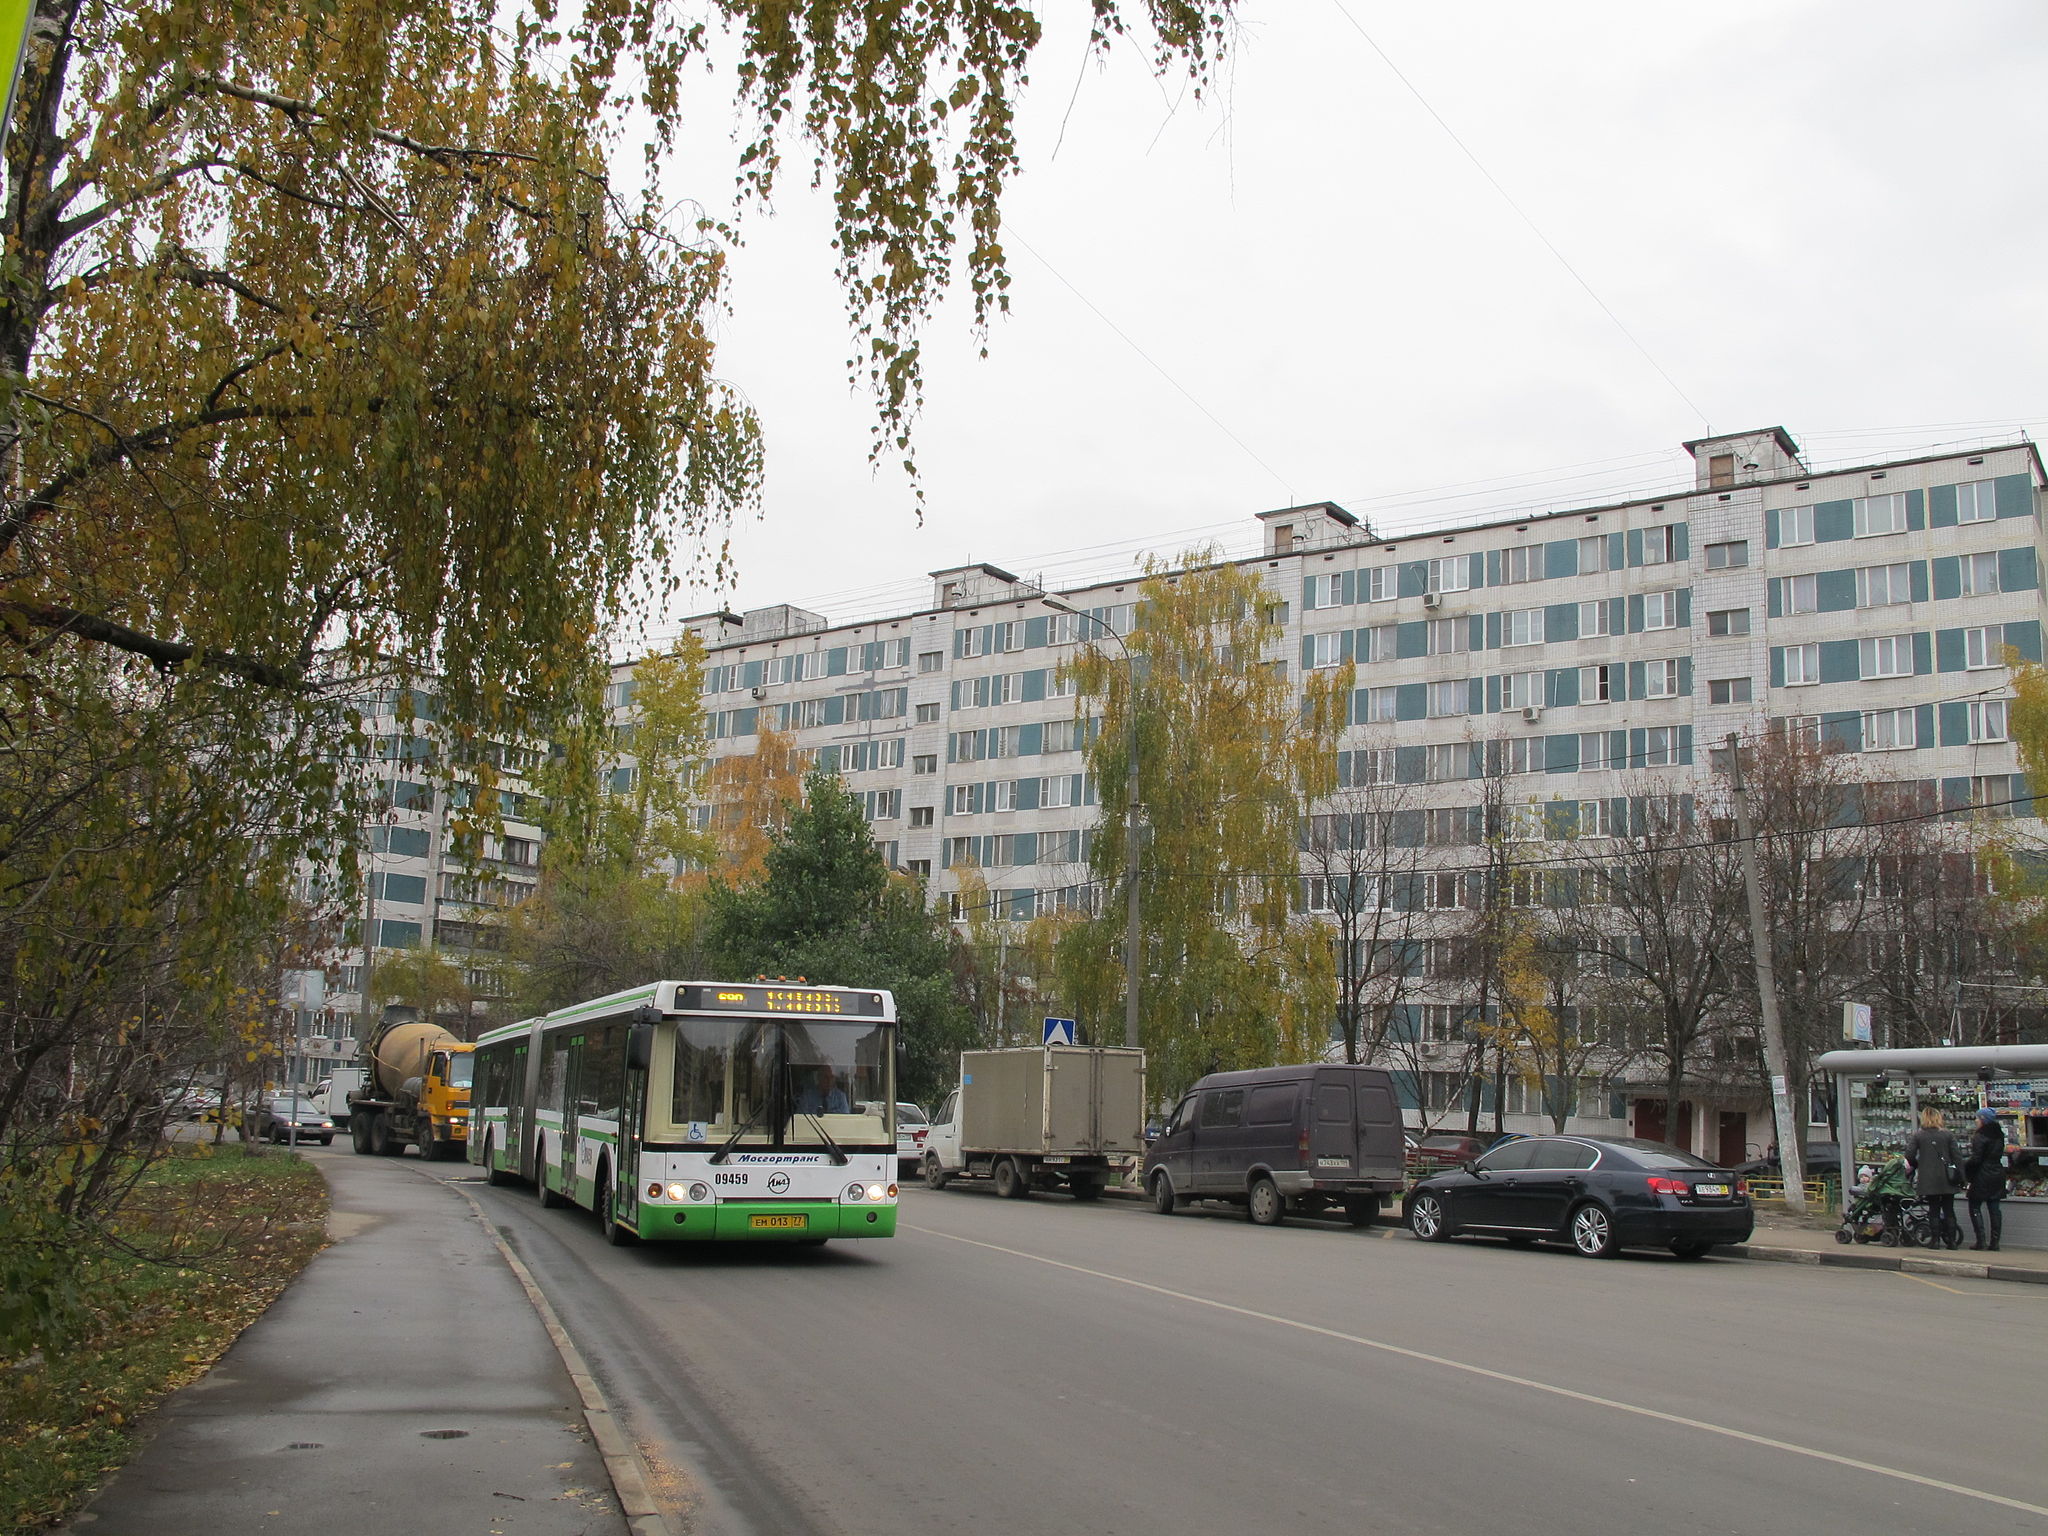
[347,1007,474,1160]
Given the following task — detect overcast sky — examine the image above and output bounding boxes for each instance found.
[643,1,2048,638]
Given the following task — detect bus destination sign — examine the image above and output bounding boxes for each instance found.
[682,984,883,1017]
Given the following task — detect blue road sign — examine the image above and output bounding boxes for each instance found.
[1043,1017,1076,1046]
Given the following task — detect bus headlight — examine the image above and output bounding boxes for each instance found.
[865,1183,887,1202]
[665,1183,689,1201]
[688,1183,710,1202]
[846,1182,868,1202]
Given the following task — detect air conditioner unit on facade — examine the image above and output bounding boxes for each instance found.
[751,685,766,700]
[1521,705,1543,723]
[1421,592,1442,609]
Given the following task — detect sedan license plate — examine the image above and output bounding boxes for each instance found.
[1694,1183,1729,1197]
[749,1214,808,1230]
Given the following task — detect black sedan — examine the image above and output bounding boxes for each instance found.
[1403,1135,1753,1259]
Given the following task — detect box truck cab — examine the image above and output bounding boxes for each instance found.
[1142,1063,1406,1226]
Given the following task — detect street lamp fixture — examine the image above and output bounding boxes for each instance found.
[1040,595,1142,1052]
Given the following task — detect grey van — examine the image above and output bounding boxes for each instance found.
[1140,1064,1406,1225]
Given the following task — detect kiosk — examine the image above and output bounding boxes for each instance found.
[1816,1044,2048,1251]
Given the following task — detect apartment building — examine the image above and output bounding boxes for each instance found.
[321,426,2048,1144]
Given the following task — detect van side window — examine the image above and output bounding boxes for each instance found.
[1315,1084,1351,1123]
[1199,1088,1245,1129]
[1246,1084,1296,1125]
[1166,1096,1195,1135]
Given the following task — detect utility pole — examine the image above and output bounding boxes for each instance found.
[1725,733,1806,1212]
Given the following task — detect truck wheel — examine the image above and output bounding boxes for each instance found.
[1247,1174,1285,1226]
[350,1115,373,1156]
[992,1157,1029,1200]
[1150,1171,1177,1215]
[370,1116,403,1157]
[923,1152,950,1191]
[1070,1177,1103,1201]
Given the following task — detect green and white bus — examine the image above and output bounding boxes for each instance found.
[470,981,902,1244]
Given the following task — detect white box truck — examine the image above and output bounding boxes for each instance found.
[921,1046,1145,1200]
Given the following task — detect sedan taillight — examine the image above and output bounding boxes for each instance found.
[1646,1176,1690,1196]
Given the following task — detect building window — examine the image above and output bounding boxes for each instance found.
[1359,686,1398,723]
[1708,454,1735,488]
[948,785,976,815]
[1784,574,1818,615]
[919,651,944,673]
[1863,707,1916,751]
[1964,626,2000,670]
[1780,505,1816,546]
[1426,557,1470,595]
[1422,870,1464,908]
[1426,680,1469,718]
[1579,599,1611,638]
[1705,539,1748,570]
[1502,608,1545,647]
[1960,551,2001,596]
[1039,775,1075,809]
[1708,677,1751,705]
[1859,634,1914,679]
[1577,535,1609,573]
[909,806,934,828]
[916,702,941,724]
[1425,743,1467,782]
[1357,623,1396,663]
[1640,726,1677,768]
[1500,671,1544,710]
[1577,799,1611,837]
[913,753,937,775]
[1492,736,1542,775]
[1956,480,1997,523]
[1644,659,1679,699]
[1707,607,1750,637]
[1427,616,1469,655]
[1853,493,1908,538]
[1856,562,1913,608]
[1579,663,1614,704]
[1642,591,1679,630]
[1641,525,1675,564]
[1969,700,2009,743]
[1776,715,1821,749]
[1504,803,1546,841]
[1578,732,1612,772]
[991,780,1017,813]
[1500,545,1542,584]
[1782,643,1821,686]
[1306,631,1347,670]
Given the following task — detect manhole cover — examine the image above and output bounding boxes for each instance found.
[419,1429,470,1440]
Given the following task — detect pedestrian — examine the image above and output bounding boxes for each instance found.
[1903,1107,1963,1249]
[1964,1107,2009,1252]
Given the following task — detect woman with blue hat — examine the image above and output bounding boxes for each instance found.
[1964,1107,2009,1252]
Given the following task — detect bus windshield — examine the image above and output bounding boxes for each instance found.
[660,1016,888,1148]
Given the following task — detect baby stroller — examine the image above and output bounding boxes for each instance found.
[1836,1156,1930,1247]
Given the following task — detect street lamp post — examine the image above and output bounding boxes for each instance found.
[1040,596,1142,1051]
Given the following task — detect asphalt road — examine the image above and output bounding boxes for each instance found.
[402,1159,2048,1536]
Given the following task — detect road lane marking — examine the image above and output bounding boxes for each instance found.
[1895,1271,1983,1297]
[909,1223,2048,1522]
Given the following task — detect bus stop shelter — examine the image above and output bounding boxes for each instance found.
[1816,1043,2048,1250]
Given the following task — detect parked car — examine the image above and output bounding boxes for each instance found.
[1142,1064,1407,1226]
[858,1100,930,1175]
[1734,1141,1843,1181]
[1406,1131,1490,1172]
[248,1092,335,1146]
[1404,1134,1753,1259]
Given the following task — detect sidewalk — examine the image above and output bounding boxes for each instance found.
[64,1152,633,1536]
[1729,1211,2048,1287]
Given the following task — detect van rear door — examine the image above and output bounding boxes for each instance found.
[1354,1072,1405,1180]
[1308,1071,1357,1174]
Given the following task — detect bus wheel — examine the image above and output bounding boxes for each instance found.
[535,1143,566,1208]
[598,1169,634,1246]
[484,1136,517,1187]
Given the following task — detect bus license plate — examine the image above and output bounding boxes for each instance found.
[750,1214,808,1230]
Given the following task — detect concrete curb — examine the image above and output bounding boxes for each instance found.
[427,1171,679,1536]
[1728,1240,2048,1287]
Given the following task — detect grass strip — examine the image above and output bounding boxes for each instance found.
[0,1145,328,1533]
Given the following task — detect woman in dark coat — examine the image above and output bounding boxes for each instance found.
[1964,1107,2008,1252]
[1903,1107,1963,1249]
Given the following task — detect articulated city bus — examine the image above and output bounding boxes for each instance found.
[470,981,901,1244]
